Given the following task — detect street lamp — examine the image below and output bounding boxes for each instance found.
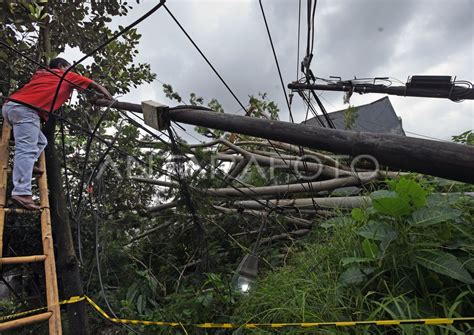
[234,253,258,293]
[234,214,268,293]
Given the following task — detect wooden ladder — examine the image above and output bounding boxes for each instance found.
[0,120,62,334]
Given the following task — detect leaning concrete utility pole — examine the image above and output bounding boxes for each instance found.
[94,99,474,184]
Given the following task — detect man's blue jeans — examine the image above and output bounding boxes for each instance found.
[2,102,47,196]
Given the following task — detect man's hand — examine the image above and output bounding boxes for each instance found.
[89,81,113,100]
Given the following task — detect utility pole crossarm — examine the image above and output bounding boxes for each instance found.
[94,99,474,184]
[287,82,474,101]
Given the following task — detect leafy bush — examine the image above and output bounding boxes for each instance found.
[236,178,474,334]
[124,273,239,335]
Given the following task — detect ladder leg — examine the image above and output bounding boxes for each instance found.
[0,119,62,334]
[0,120,12,260]
[38,152,62,335]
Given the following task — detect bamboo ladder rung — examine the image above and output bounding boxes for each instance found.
[4,207,41,215]
[0,255,47,265]
[0,312,52,332]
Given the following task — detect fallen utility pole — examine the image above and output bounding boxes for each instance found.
[94,99,474,184]
[288,82,474,101]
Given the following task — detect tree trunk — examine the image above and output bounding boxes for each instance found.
[44,119,90,335]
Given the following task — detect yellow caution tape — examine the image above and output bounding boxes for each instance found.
[0,296,85,322]
[0,305,47,322]
[84,295,180,327]
[1,295,473,329]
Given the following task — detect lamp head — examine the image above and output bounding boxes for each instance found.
[234,254,258,293]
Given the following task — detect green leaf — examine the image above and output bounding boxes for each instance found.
[371,190,411,217]
[463,258,474,273]
[409,206,462,227]
[339,266,375,286]
[358,221,398,241]
[427,193,465,206]
[394,178,427,207]
[415,250,474,284]
[137,294,144,314]
[351,208,368,222]
[362,239,379,259]
[358,221,398,253]
[339,266,366,285]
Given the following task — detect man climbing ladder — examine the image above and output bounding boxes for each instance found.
[1,57,112,209]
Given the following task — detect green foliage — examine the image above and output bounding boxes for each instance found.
[1,1,153,97]
[414,250,473,284]
[121,273,240,334]
[163,83,183,103]
[452,130,473,145]
[235,178,474,334]
[248,92,280,120]
[0,2,160,334]
[343,105,359,130]
[371,178,427,217]
[242,165,271,187]
[161,88,280,142]
[125,269,161,315]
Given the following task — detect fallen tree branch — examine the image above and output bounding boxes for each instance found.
[236,140,342,168]
[131,176,178,188]
[126,221,174,246]
[148,200,179,214]
[225,158,249,182]
[204,175,373,197]
[214,153,349,178]
[234,196,371,210]
[212,205,312,229]
[191,137,351,178]
[259,229,311,245]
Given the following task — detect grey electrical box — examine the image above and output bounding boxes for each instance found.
[142,100,169,130]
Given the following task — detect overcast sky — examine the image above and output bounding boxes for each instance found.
[69,0,473,142]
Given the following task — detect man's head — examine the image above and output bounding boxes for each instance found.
[49,58,71,70]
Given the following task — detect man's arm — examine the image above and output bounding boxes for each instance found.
[89,81,113,100]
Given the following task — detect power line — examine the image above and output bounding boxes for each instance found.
[168,126,208,271]
[310,0,317,55]
[88,184,139,334]
[294,0,335,129]
[258,0,293,120]
[160,3,305,198]
[305,0,312,63]
[296,0,302,81]
[74,100,118,218]
[75,118,125,264]
[258,0,321,212]
[163,4,248,113]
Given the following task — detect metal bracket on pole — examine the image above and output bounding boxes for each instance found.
[141,100,169,130]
